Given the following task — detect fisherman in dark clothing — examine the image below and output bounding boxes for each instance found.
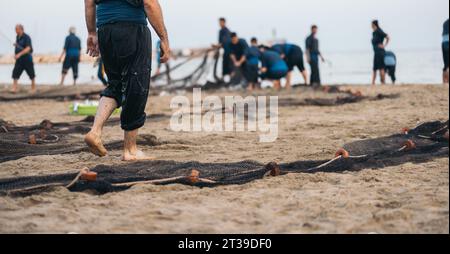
[442,19,449,84]
[305,25,325,86]
[59,27,82,86]
[259,46,288,90]
[11,24,36,93]
[246,37,261,91]
[384,51,397,84]
[84,0,170,161]
[229,32,249,85]
[218,18,232,79]
[271,43,308,88]
[371,20,390,85]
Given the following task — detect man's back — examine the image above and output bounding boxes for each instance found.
[65,34,81,57]
[96,0,147,28]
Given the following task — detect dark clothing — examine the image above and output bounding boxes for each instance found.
[12,55,35,80]
[218,27,232,76]
[62,56,79,80]
[306,34,321,85]
[15,33,33,55]
[229,39,249,61]
[13,33,35,80]
[372,28,387,71]
[305,34,320,55]
[245,46,261,83]
[96,0,147,28]
[384,51,397,83]
[372,28,388,53]
[373,52,385,71]
[309,53,321,85]
[98,22,152,131]
[271,44,305,72]
[443,19,449,71]
[64,34,81,57]
[260,51,288,80]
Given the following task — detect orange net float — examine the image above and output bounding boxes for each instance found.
[28,134,37,145]
[335,148,350,159]
[401,128,410,135]
[80,169,98,182]
[187,169,200,184]
[403,140,417,151]
[265,162,281,177]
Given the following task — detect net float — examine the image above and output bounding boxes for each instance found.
[28,134,37,145]
[188,169,200,184]
[335,148,350,159]
[80,171,98,182]
[265,162,281,177]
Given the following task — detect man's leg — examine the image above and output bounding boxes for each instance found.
[73,58,79,86]
[301,70,308,86]
[371,70,377,85]
[285,71,292,88]
[380,69,386,84]
[444,68,449,84]
[122,129,155,161]
[11,79,19,93]
[60,73,67,86]
[85,96,118,157]
[30,79,36,93]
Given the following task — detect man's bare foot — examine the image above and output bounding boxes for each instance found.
[85,131,108,157]
[122,150,156,161]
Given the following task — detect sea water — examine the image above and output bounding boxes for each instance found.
[0,49,445,86]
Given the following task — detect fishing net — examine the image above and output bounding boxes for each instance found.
[1,120,447,197]
[0,115,170,163]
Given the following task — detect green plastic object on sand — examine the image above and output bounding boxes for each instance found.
[70,100,121,116]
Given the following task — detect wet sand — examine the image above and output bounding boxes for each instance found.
[0,84,448,234]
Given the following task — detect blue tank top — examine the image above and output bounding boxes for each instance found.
[97,0,147,28]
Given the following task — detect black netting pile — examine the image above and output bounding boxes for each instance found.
[0,115,169,163]
[0,86,104,102]
[0,120,447,197]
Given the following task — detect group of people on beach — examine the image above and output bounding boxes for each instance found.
[215,18,324,91]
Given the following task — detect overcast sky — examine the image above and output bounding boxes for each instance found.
[0,0,448,54]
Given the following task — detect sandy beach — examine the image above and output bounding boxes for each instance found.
[0,84,448,234]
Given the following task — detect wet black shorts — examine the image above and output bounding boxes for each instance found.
[98,22,152,131]
[286,46,305,72]
[373,51,386,71]
[443,42,449,71]
[62,56,80,79]
[12,55,35,80]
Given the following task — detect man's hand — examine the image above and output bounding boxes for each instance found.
[260,67,267,73]
[86,33,100,57]
[378,43,385,49]
[14,54,21,60]
[159,39,170,63]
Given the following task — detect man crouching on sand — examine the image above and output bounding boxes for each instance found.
[84,0,170,161]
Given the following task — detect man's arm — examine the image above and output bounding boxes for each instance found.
[384,35,390,48]
[15,46,31,59]
[84,0,99,57]
[144,0,170,63]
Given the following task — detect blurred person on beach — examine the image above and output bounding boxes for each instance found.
[371,20,390,85]
[306,25,325,86]
[229,32,250,86]
[442,19,449,84]
[384,51,397,84]
[271,42,308,89]
[11,24,36,94]
[217,17,232,81]
[259,46,288,90]
[59,27,82,86]
[84,0,170,161]
[245,37,261,91]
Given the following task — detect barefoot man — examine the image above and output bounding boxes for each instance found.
[84,0,170,161]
